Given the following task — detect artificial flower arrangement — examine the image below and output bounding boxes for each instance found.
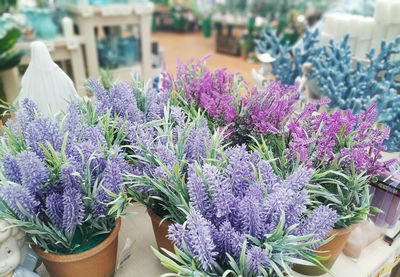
[152,144,338,276]
[160,58,397,273]
[78,73,339,275]
[0,98,131,276]
[161,57,396,227]
[161,56,299,145]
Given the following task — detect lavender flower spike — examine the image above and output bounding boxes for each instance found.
[0,185,39,219]
[186,209,217,270]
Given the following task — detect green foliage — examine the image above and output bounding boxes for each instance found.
[0,0,17,13]
[0,28,25,72]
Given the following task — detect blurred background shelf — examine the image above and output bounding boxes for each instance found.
[66,2,154,81]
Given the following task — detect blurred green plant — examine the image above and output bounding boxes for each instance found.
[0,28,24,72]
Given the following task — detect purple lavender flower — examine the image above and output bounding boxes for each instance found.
[258,160,281,192]
[0,185,39,219]
[24,118,63,159]
[286,103,394,175]
[146,88,168,121]
[17,151,48,195]
[70,141,106,182]
[283,168,314,191]
[2,155,22,184]
[224,145,256,197]
[215,221,246,259]
[88,78,146,125]
[83,125,107,147]
[237,195,263,237]
[170,106,186,129]
[244,82,299,136]
[60,161,82,191]
[294,205,337,249]
[187,166,213,219]
[62,187,85,231]
[203,164,234,219]
[87,77,108,100]
[185,209,217,270]
[46,193,64,229]
[246,246,270,274]
[151,145,178,183]
[14,98,38,134]
[185,125,211,164]
[94,152,128,217]
[167,223,187,249]
[63,101,84,141]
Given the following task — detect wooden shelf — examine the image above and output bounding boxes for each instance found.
[66,3,153,81]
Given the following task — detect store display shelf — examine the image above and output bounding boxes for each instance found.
[65,2,154,17]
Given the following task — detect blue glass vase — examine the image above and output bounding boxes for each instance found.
[21,8,58,40]
[35,9,58,40]
[118,35,137,66]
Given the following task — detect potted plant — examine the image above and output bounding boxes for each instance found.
[153,145,338,276]
[125,105,224,253]
[0,99,131,277]
[254,102,396,274]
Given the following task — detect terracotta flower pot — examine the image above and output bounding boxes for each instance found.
[148,209,174,254]
[293,225,356,276]
[32,218,121,277]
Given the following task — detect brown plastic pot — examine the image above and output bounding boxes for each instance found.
[148,209,175,254]
[32,218,121,277]
[293,224,356,276]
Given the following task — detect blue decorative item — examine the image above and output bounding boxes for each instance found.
[118,35,137,66]
[97,36,120,69]
[310,35,400,152]
[255,27,322,86]
[35,9,58,40]
[21,8,58,40]
[90,0,109,5]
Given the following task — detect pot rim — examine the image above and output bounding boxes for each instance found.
[147,208,174,227]
[32,218,121,263]
[332,224,357,236]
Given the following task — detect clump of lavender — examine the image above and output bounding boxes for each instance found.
[87,76,168,127]
[162,56,240,127]
[126,106,223,224]
[0,99,131,254]
[161,56,301,145]
[285,102,396,176]
[153,146,337,276]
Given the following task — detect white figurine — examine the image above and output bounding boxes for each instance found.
[0,220,26,277]
[295,62,313,98]
[252,53,276,89]
[19,41,79,117]
[0,220,39,277]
